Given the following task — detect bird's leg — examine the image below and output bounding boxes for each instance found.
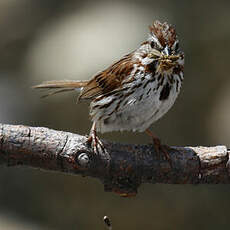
[145,129,172,165]
[87,122,105,154]
[145,129,161,153]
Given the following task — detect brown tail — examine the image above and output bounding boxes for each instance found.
[32,80,88,98]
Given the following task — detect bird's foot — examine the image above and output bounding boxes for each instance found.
[152,138,172,163]
[87,122,107,155]
[145,129,172,167]
[87,131,105,155]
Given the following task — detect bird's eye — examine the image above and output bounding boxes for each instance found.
[150,41,163,52]
[174,42,179,51]
[150,41,157,49]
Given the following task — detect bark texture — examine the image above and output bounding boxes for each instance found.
[0,123,229,197]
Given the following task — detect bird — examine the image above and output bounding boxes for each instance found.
[33,20,184,159]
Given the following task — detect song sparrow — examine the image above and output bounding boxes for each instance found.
[33,20,184,157]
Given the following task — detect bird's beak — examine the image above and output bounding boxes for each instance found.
[158,55,180,72]
[169,55,180,62]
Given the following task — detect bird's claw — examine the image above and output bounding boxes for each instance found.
[87,132,105,155]
[152,137,172,167]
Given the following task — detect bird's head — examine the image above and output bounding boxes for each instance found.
[140,21,184,75]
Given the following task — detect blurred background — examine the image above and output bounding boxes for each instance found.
[0,0,230,229]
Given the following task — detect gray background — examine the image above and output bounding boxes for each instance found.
[0,0,230,229]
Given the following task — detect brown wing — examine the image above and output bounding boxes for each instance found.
[79,53,134,100]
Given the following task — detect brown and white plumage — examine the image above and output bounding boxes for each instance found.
[34,20,184,152]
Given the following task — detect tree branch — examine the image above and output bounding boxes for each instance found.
[0,123,229,197]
